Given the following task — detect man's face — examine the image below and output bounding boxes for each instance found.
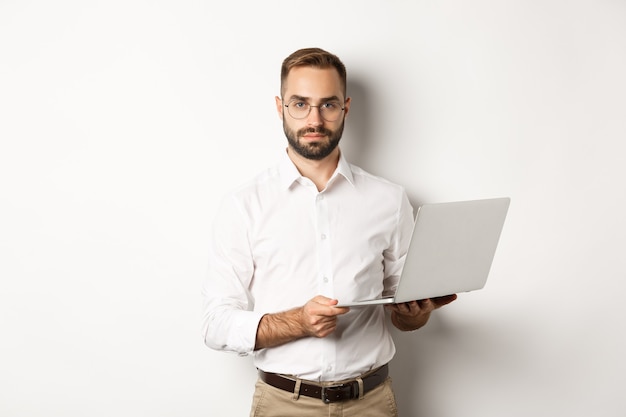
[276,66,351,161]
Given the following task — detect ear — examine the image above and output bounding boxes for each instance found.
[343,97,352,118]
[275,96,284,120]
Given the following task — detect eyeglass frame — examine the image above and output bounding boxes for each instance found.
[282,97,347,122]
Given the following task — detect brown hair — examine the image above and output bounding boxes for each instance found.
[280,47,347,98]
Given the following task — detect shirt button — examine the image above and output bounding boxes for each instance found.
[321,234,327,240]
[317,195,324,201]
[323,276,329,283]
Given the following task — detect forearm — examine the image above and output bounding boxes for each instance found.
[391,310,431,331]
[254,308,307,350]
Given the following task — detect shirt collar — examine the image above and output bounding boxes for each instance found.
[334,151,355,187]
[278,148,355,190]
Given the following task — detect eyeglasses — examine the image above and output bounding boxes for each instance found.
[283,99,345,122]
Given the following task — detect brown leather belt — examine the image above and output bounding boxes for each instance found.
[258,364,388,403]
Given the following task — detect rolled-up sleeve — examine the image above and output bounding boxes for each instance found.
[202,194,263,355]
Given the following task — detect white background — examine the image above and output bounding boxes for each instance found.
[1,1,625,416]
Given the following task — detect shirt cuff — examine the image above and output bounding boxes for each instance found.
[226,309,266,355]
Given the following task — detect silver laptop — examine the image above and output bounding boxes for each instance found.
[336,197,510,307]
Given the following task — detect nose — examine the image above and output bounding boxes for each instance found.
[306,105,324,126]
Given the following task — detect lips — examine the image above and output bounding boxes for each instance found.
[302,134,325,140]
[299,127,332,141]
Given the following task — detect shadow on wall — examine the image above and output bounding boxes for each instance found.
[389,312,531,417]
[343,76,374,170]
[345,75,425,212]
[389,314,461,417]
[347,73,506,416]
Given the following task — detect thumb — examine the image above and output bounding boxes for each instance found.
[312,295,336,305]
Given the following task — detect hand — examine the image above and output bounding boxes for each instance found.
[299,296,350,338]
[385,294,457,331]
[255,295,350,350]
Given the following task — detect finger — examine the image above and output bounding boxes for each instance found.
[322,299,350,315]
[330,306,350,315]
[313,307,349,321]
[399,302,413,313]
[389,301,416,315]
[314,317,340,337]
[316,323,338,338]
[385,303,406,313]
[433,294,457,306]
[312,295,335,305]
[306,314,336,330]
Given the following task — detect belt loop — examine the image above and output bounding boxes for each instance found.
[292,378,302,400]
[356,377,364,400]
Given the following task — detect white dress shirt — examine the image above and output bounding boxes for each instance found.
[202,149,414,381]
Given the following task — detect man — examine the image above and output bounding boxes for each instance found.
[202,47,457,417]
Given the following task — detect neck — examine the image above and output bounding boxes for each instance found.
[287,146,340,192]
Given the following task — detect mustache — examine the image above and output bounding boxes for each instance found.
[297,127,333,137]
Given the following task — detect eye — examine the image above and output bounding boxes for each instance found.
[321,101,341,110]
[291,101,307,109]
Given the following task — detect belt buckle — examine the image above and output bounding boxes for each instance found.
[321,383,351,404]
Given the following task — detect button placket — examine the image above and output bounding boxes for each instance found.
[315,191,336,380]
[315,192,333,296]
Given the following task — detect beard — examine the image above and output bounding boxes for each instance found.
[283,120,345,161]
